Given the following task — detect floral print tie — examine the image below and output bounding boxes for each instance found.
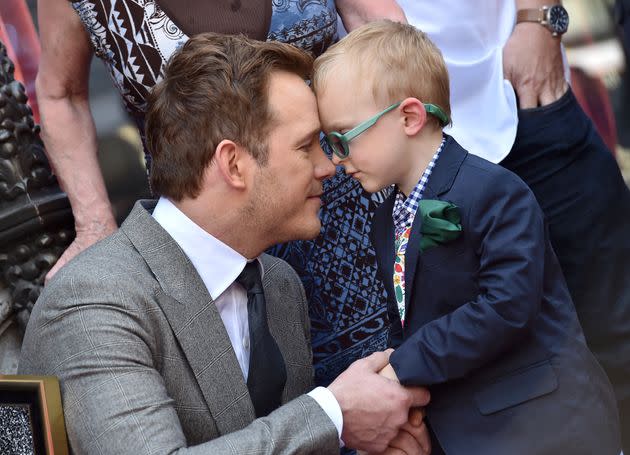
[394,226,412,326]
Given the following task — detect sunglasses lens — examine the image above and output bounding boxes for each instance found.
[327,135,348,159]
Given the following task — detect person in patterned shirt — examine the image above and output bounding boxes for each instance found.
[313,20,622,455]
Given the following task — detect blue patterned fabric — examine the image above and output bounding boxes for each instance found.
[269,138,391,386]
[267,2,391,388]
[268,0,339,56]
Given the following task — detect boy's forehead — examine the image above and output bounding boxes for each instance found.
[318,65,361,95]
[318,63,379,99]
[316,77,377,129]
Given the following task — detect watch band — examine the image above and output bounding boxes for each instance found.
[515,4,568,36]
[516,8,546,24]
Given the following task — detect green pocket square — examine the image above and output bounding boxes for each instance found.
[418,200,463,252]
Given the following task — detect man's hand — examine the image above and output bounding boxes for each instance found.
[374,362,431,454]
[503,22,568,108]
[45,217,117,283]
[358,408,431,455]
[328,350,430,452]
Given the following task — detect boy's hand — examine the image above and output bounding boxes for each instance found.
[379,363,400,382]
[359,408,431,455]
[374,358,431,453]
[328,351,430,452]
[384,418,431,455]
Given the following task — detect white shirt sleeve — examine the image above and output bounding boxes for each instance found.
[307,386,344,446]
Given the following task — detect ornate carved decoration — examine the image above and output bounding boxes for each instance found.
[0,40,75,332]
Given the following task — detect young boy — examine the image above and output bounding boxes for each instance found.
[313,21,621,454]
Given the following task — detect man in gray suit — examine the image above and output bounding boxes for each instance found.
[19,34,430,454]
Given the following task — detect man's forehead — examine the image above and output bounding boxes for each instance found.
[268,72,320,128]
[268,72,315,106]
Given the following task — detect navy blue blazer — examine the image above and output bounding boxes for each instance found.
[371,136,620,454]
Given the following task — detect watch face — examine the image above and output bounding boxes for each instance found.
[548,5,569,34]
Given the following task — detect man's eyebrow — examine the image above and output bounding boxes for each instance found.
[298,126,322,143]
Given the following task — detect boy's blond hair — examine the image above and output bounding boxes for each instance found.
[313,20,451,128]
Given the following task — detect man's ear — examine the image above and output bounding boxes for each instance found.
[212,139,251,190]
[399,97,427,136]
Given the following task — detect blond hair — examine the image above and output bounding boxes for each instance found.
[313,20,451,128]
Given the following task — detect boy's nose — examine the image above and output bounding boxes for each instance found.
[331,153,342,166]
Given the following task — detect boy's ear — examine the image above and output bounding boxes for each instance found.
[211,139,251,190]
[399,97,427,136]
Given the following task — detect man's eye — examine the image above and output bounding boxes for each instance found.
[300,136,318,151]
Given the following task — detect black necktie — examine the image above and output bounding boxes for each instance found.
[236,261,287,417]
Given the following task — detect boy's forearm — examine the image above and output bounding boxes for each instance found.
[389,290,541,386]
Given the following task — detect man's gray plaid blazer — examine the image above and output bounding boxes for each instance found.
[19,201,339,454]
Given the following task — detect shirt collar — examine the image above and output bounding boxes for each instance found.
[152,197,263,300]
[392,135,446,231]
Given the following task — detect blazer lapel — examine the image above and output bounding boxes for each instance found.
[404,213,423,317]
[404,137,468,314]
[120,201,255,435]
[371,193,397,300]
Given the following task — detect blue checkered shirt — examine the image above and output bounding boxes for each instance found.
[392,136,446,235]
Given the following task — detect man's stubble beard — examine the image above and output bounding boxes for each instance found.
[243,170,277,246]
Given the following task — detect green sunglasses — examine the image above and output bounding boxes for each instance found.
[325,101,450,159]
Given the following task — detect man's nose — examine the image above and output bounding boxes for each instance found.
[331,153,342,166]
[313,144,336,180]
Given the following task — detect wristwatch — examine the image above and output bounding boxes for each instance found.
[516,4,570,37]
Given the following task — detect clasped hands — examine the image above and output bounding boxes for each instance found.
[328,349,431,455]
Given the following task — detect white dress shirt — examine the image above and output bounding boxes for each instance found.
[152,197,343,439]
[399,0,519,163]
[397,1,571,163]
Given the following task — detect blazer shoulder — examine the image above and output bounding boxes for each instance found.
[55,229,148,277]
[459,154,530,190]
[40,230,157,312]
[260,254,302,287]
[451,154,536,207]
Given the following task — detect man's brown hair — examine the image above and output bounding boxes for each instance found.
[146,33,313,200]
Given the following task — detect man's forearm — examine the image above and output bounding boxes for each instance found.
[515,0,561,9]
[38,93,116,231]
[504,0,567,107]
[336,0,407,32]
